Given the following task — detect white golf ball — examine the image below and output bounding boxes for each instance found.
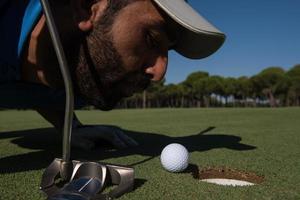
[160,143,189,172]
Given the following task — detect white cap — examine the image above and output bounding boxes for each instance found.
[153,0,226,59]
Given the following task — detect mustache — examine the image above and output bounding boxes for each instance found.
[121,72,152,90]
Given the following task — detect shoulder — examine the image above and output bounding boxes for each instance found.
[0,0,42,68]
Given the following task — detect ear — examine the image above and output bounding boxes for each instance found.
[70,0,108,32]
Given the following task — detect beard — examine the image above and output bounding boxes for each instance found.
[75,21,150,110]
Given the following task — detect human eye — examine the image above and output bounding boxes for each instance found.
[145,30,161,50]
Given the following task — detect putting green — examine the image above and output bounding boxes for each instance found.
[0,108,299,200]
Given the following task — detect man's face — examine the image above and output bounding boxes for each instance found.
[76,0,170,110]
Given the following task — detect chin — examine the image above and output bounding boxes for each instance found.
[96,99,119,111]
[91,84,149,110]
[94,94,123,111]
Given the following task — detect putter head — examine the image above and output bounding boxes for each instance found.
[40,158,134,200]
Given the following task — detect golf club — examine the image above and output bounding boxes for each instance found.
[38,0,135,199]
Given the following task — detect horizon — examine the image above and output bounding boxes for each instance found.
[165,0,300,84]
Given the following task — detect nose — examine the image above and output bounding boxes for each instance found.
[145,55,168,82]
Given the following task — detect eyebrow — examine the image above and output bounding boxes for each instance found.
[145,22,177,48]
[145,21,166,32]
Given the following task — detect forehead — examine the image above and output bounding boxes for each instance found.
[111,0,178,46]
[115,0,166,25]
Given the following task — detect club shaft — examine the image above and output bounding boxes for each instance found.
[40,0,73,163]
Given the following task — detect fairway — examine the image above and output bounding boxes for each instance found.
[0,108,299,200]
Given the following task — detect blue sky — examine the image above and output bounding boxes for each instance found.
[165,0,300,83]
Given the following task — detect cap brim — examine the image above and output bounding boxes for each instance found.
[153,0,226,59]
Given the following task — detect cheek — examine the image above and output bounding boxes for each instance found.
[112,23,148,71]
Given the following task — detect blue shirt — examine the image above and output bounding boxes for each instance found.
[0,1,86,109]
[0,0,42,82]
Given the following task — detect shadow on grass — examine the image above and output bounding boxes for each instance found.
[0,126,256,174]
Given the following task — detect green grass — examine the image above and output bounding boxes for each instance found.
[0,108,300,200]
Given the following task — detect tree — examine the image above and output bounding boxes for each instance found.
[177,83,189,107]
[162,84,181,107]
[206,76,223,107]
[184,71,209,86]
[251,67,286,107]
[222,77,237,106]
[235,76,252,106]
[119,64,300,109]
[145,79,165,108]
[193,77,210,107]
[286,64,300,106]
[183,71,209,107]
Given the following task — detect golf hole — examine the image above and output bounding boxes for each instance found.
[192,166,264,187]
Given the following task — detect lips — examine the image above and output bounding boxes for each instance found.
[121,82,150,97]
[120,75,151,97]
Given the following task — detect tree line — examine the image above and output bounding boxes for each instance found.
[116,64,300,108]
